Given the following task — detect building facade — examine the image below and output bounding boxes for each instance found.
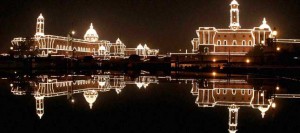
[191,0,275,55]
[11,14,159,59]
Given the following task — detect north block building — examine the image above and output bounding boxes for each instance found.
[11,14,159,59]
[191,0,275,55]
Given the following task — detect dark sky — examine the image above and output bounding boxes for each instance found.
[0,0,300,53]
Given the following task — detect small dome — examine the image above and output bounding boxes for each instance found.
[259,18,271,30]
[83,90,98,109]
[84,23,99,42]
[98,81,106,87]
[258,105,270,118]
[230,0,239,5]
[144,44,149,50]
[137,44,144,50]
[135,82,144,89]
[116,38,122,44]
[99,45,106,51]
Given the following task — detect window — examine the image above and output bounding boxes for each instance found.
[223,90,227,94]
[242,40,246,46]
[224,40,227,45]
[204,47,209,53]
[248,40,252,46]
[233,40,237,45]
[217,40,221,45]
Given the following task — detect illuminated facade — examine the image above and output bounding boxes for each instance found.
[191,0,275,55]
[10,75,158,119]
[191,78,274,133]
[11,14,159,59]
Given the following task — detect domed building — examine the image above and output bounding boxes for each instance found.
[11,14,159,59]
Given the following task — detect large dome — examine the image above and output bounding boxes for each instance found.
[83,90,98,109]
[259,18,271,30]
[84,23,99,42]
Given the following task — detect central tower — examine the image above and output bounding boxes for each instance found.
[229,0,241,30]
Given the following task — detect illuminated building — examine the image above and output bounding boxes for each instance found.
[11,13,159,59]
[191,79,274,133]
[191,0,275,55]
[10,75,158,119]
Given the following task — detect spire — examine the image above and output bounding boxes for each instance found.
[263,17,267,24]
[90,23,94,29]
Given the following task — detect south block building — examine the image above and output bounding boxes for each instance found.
[11,14,159,59]
[191,0,275,55]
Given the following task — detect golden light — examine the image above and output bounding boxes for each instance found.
[276,86,280,91]
[71,30,76,35]
[272,31,278,36]
[272,103,276,108]
[276,47,281,51]
[71,99,75,103]
[10,47,13,50]
[212,72,217,76]
[213,58,216,62]
[246,59,250,64]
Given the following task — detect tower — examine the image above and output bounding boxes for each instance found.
[229,0,241,30]
[34,94,45,119]
[35,13,45,38]
[228,105,239,133]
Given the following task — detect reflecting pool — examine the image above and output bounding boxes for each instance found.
[1,72,300,132]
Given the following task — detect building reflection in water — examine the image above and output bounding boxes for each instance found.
[191,78,274,133]
[10,75,158,119]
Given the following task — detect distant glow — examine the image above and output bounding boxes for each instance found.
[71,99,75,103]
[272,103,276,108]
[212,72,217,76]
[260,93,264,97]
[213,58,216,62]
[246,59,250,64]
[71,31,75,35]
[10,84,13,87]
[276,47,281,51]
[272,31,278,36]
[276,86,280,90]
[10,47,13,50]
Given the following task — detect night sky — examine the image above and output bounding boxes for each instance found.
[0,0,300,53]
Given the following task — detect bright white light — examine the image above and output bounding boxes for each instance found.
[272,103,276,108]
[246,59,250,64]
[272,31,278,36]
[213,58,216,62]
[276,86,280,90]
[276,47,281,51]
[71,31,76,35]
[212,72,217,76]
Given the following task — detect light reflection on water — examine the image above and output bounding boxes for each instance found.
[4,72,300,132]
